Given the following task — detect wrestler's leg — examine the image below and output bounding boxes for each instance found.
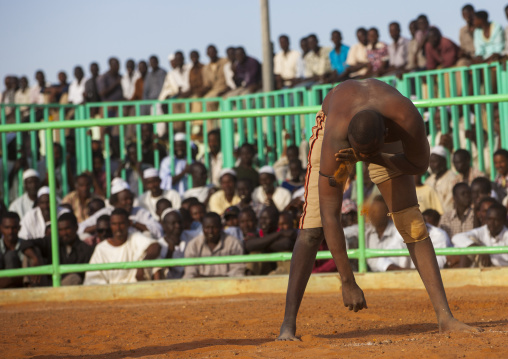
[377,174,481,333]
[277,227,324,341]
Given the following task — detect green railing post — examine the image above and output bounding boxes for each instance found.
[118,105,127,180]
[246,97,255,145]
[356,161,367,273]
[237,99,245,146]
[255,97,264,166]
[46,128,61,287]
[185,102,193,189]
[15,108,23,198]
[460,69,473,153]
[449,72,461,150]
[103,106,112,198]
[472,68,485,172]
[59,107,69,196]
[29,107,38,169]
[221,99,235,168]
[265,95,276,165]
[152,103,160,170]
[1,107,7,206]
[484,65,496,180]
[274,94,284,160]
[135,103,144,195]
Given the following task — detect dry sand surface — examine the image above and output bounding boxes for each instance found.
[1,286,507,358]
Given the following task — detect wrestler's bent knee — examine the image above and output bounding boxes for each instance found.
[299,228,324,247]
[389,205,429,244]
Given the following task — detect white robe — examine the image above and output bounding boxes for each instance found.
[139,189,182,218]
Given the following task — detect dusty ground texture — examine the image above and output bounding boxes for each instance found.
[0,286,507,358]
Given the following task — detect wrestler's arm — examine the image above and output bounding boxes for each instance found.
[319,131,367,312]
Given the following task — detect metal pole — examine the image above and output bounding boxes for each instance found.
[260,0,274,92]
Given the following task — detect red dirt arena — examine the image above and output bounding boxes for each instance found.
[1,286,507,358]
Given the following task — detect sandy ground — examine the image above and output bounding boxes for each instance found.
[0,286,507,359]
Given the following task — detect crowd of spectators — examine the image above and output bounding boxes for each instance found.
[1,4,508,288]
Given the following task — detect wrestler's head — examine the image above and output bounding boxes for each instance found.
[348,110,386,160]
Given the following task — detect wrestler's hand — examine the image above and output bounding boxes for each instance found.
[342,281,368,312]
[335,148,359,163]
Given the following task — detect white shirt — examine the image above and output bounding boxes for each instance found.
[84,232,157,285]
[19,206,69,240]
[273,50,301,86]
[139,189,182,218]
[365,222,409,272]
[452,226,508,266]
[159,156,189,196]
[303,47,332,78]
[157,230,194,279]
[251,186,292,212]
[78,206,163,239]
[388,37,410,68]
[121,71,140,100]
[409,224,450,269]
[30,83,50,104]
[183,185,213,203]
[67,77,87,104]
[158,65,190,101]
[346,42,368,77]
[8,193,35,219]
[223,62,236,90]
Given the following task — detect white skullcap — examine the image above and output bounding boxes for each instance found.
[111,180,131,195]
[143,168,159,179]
[219,168,237,179]
[111,177,124,187]
[160,208,178,221]
[168,53,175,62]
[23,169,40,181]
[37,186,50,198]
[174,132,186,142]
[259,165,275,176]
[430,145,447,159]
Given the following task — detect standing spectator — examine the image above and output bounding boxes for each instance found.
[252,166,292,212]
[183,212,245,278]
[14,76,31,119]
[98,57,123,118]
[159,132,191,196]
[61,174,99,223]
[142,55,167,116]
[425,27,459,70]
[30,70,49,105]
[8,169,40,219]
[202,44,229,109]
[273,35,301,89]
[459,4,476,60]
[328,30,349,82]
[158,51,191,121]
[68,66,86,105]
[472,10,504,63]
[386,22,409,75]
[139,168,181,218]
[223,46,237,92]
[208,169,241,215]
[302,34,332,84]
[227,47,261,96]
[406,20,427,71]
[84,208,161,285]
[131,60,147,101]
[424,146,458,212]
[233,143,259,188]
[0,212,23,288]
[345,28,369,78]
[439,183,474,240]
[45,71,68,104]
[366,27,389,76]
[121,59,139,103]
[83,63,101,117]
[452,149,486,185]
[2,76,17,122]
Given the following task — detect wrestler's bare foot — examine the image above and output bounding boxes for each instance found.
[439,317,484,333]
[276,321,300,341]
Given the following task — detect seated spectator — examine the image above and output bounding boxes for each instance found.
[452,203,508,267]
[187,50,206,113]
[223,206,242,240]
[160,132,191,196]
[236,179,263,215]
[208,169,241,215]
[472,10,504,63]
[68,66,86,106]
[406,20,427,71]
[202,45,230,109]
[201,129,223,186]
[183,162,214,205]
[414,174,444,214]
[439,182,474,240]
[21,212,93,286]
[252,166,292,212]
[366,27,389,77]
[183,212,245,278]
[14,76,30,120]
[422,209,441,227]
[474,197,498,228]
[223,46,237,93]
[281,159,305,194]
[189,202,206,231]
[233,143,259,188]
[341,199,358,229]
[156,209,193,279]
[114,143,151,197]
[78,180,163,239]
[83,214,111,247]
[158,51,191,121]
[83,63,101,116]
[61,173,100,223]
[424,146,458,212]
[226,47,261,96]
[19,187,69,240]
[155,198,172,221]
[130,60,147,103]
[238,207,258,242]
[274,35,301,89]
[459,4,476,61]
[84,208,161,285]
[0,212,23,288]
[139,168,181,219]
[302,34,332,84]
[365,196,409,272]
[386,22,409,76]
[328,30,349,82]
[452,149,486,185]
[8,169,40,218]
[273,144,300,183]
[87,198,105,217]
[425,27,459,70]
[345,27,369,78]
[494,149,508,191]
[121,59,139,105]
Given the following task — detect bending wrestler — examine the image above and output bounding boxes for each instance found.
[277,79,481,341]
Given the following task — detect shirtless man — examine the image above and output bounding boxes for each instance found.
[277,79,480,341]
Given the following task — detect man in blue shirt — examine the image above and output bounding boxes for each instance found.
[329,30,350,82]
